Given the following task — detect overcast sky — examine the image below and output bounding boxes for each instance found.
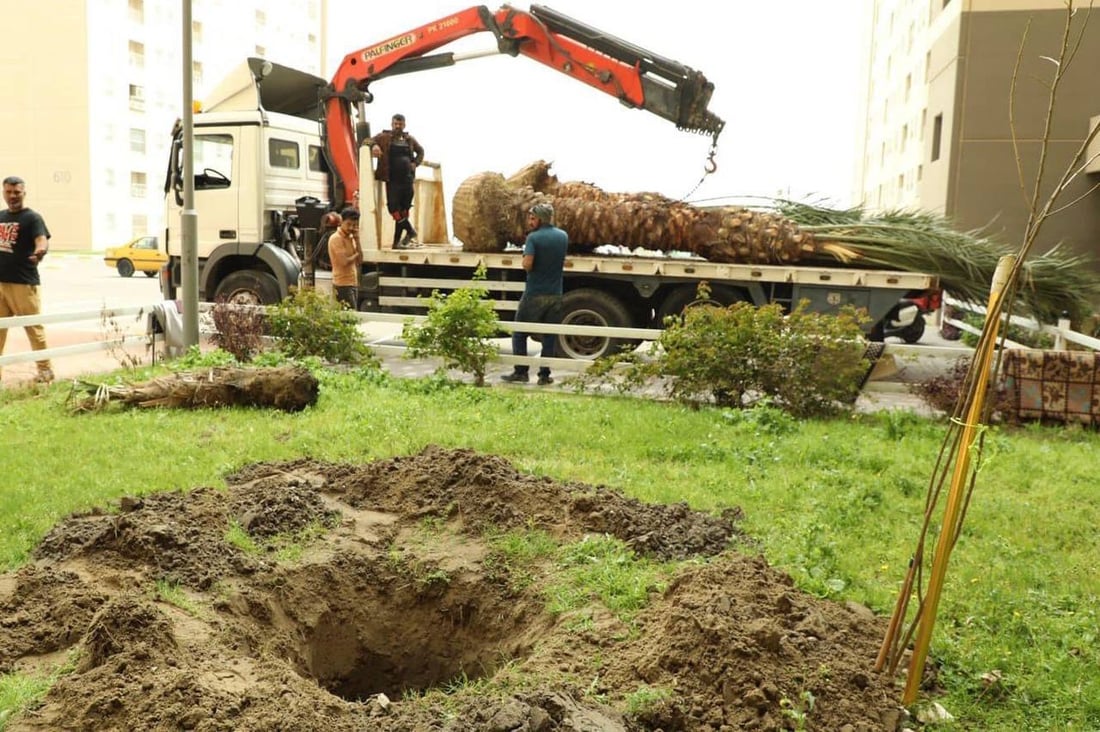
[325,1,870,207]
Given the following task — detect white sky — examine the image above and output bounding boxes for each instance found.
[325,1,870,207]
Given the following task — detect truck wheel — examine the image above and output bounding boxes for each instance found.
[900,314,926,344]
[214,270,282,305]
[117,259,135,278]
[657,284,745,323]
[558,289,636,360]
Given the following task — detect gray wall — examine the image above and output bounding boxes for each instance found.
[933,9,1100,270]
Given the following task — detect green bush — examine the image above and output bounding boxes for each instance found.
[267,288,374,364]
[599,296,870,418]
[401,265,500,386]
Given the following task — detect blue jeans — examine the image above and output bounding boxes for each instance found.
[512,294,562,377]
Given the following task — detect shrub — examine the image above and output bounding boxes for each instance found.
[210,298,266,362]
[267,287,374,364]
[593,295,871,418]
[401,265,500,386]
[908,356,1015,420]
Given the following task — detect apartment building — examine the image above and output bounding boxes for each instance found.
[0,0,323,252]
[857,0,1100,270]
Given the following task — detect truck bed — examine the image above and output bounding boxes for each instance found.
[361,244,937,290]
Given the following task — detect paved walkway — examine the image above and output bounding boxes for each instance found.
[2,319,944,417]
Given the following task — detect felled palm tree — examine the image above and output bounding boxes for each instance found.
[452,161,1098,323]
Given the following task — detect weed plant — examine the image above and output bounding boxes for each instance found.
[0,372,1098,729]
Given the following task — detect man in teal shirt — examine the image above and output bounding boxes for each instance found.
[501,203,567,385]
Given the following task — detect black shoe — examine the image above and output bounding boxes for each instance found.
[537,375,554,385]
[500,372,530,383]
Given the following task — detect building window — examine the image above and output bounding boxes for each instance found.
[901,124,909,150]
[192,21,203,44]
[193,61,203,89]
[132,215,148,236]
[904,74,911,103]
[255,45,266,57]
[130,172,147,198]
[256,9,266,25]
[130,128,146,154]
[269,139,300,169]
[129,84,145,112]
[129,0,143,23]
[931,113,943,162]
[129,41,144,70]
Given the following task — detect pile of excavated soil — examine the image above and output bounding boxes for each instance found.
[0,445,907,731]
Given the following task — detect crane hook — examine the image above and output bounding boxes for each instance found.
[704,133,720,174]
[704,151,718,175]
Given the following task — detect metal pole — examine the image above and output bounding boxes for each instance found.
[180,0,200,347]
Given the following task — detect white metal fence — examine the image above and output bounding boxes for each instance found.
[1,301,986,381]
[939,294,1100,351]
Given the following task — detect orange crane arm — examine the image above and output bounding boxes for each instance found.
[323,4,725,209]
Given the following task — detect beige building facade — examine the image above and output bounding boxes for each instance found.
[858,0,1100,276]
[1,0,322,252]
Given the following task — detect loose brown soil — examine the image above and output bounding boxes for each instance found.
[0,445,906,731]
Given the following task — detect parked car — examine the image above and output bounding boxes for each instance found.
[104,235,167,278]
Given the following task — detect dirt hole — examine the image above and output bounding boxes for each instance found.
[0,445,907,732]
[277,562,533,701]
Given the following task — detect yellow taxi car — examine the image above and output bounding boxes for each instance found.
[104,235,167,278]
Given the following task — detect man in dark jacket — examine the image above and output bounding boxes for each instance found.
[369,114,424,249]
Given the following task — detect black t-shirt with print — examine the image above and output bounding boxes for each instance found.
[0,207,48,285]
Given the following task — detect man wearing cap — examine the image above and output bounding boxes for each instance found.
[501,202,568,385]
[369,114,424,249]
[327,207,362,310]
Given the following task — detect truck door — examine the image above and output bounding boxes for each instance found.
[166,129,239,256]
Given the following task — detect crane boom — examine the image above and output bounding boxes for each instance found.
[323,4,725,209]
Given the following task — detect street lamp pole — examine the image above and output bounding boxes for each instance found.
[180,0,200,347]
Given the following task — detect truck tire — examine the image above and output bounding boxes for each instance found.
[657,283,745,323]
[900,313,926,344]
[214,270,282,305]
[557,289,636,360]
[117,259,135,278]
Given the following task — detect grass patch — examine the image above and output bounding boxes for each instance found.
[1,369,1099,729]
[152,579,205,616]
[0,651,79,730]
[547,535,670,624]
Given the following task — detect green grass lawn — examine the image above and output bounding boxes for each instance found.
[1,365,1098,730]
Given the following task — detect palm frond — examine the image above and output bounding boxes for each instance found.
[778,202,1098,323]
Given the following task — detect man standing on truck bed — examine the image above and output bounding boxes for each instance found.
[369,113,424,249]
[0,176,53,385]
[501,203,567,385]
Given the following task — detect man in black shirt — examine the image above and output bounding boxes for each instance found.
[0,176,53,384]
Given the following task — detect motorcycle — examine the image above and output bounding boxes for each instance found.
[870,290,942,344]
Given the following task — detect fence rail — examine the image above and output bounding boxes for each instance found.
[941,294,1100,351]
[3,301,970,378]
